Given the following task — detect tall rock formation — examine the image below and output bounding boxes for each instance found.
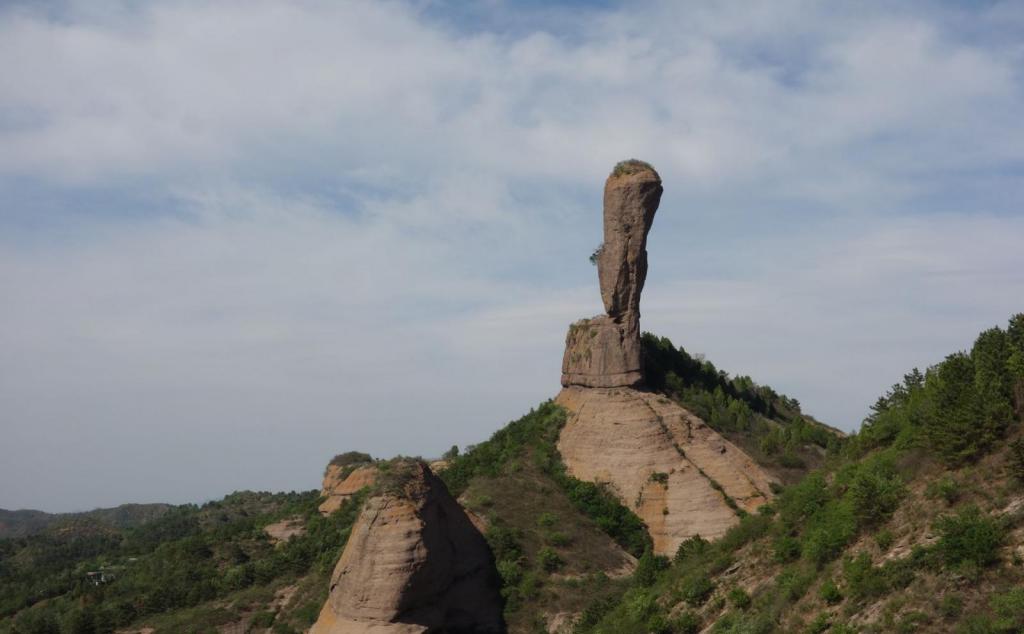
[562,160,663,389]
[310,461,504,634]
[557,160,778,556]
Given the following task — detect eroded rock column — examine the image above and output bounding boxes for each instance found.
[561,160,663,388]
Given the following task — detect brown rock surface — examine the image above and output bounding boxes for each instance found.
[319,465,377,516]
[561,160,662,389]
[555,386,777,556]
[597,162,663,320]
[310,461,503,634]
[561,315,643,388]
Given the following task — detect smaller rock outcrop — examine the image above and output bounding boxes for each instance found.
[562,160,663,389]
[319,464,378,516]
[310,461,504,633]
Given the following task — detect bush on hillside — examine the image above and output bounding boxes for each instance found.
[934,505,1004,570]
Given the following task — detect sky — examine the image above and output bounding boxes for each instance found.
[1,0,1023,513]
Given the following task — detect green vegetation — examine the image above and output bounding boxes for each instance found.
[855,314,1024,463]
[641,333,840,477]
[0,505,174,540]
[1,490,365,634]
[325,450,373,479]
[934,505,1004,570]
[441,402,650,557]
[610,159,657,178]
[441,402,650,628]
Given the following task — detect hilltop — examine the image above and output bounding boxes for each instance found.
[0,504,175,540]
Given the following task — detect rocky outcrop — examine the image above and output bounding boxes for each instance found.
[562,160,662,389]
[319,465,378,516]
[310,461,504,634]
[556,387,777,555]
[562,316,644,389]
[556,160,776,556]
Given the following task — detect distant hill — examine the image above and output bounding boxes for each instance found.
[0,503,174,539]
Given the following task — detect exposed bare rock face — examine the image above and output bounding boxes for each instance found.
[310,461,504,634]
[597,163,663,319]
[562,315,644,388]
[562,161,662,389]
[319,465,378,516]
[556,387,777,555]
[557,161,777,556]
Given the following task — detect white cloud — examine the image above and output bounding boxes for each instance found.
[0,0,1022,510]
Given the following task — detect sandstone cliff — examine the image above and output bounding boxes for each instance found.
[557,160,777,556]
[556,386,775,555]
[310,461,504,633]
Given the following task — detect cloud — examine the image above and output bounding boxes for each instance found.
[0,0,1022,511]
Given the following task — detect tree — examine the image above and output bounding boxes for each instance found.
[972,327,1013,442]
[1007,314,1024,415]
[922,353,984,465]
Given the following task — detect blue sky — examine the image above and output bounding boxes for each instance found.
[1,0,1023,512]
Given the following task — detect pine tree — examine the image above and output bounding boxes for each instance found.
[1006,314,1024,416]
[971,327,1013,444]
[924,353,984,465]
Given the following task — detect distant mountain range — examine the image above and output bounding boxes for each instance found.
[0,503,174,539]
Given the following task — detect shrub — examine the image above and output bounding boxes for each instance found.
[546,531,571,547]
[328,450,372,467]
[806,612,830,634]
[940,594,963,618]
[634,548,669,587]
[778,451,807,469]
[845,458,904,526]
[777,567,814,602]
[819,577,843,605]
[249,610,276,628]
[925,475,960,505]
[649,471,670,485]
[728,587,751,609]
[843,553,887,600]
[611,159,656,177]
[990,588,1024,632]
[875,529,895,552]
[536,512,558,528]
[672,610,702,634]
[496,559,523,587]
[802,502,857,565]
[934,506,1003,569]
[772,535,801,563]
[675,535,710,562]
[717,514,772,553]
[486,523,523,563]
[1009,438,1024,483]
[538,547,563,573]
[678,573,715,606]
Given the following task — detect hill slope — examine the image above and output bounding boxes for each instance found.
[568,313,1024,633]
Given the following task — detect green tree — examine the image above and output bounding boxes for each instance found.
[923,353,985,465]
[1007,314,1024,414]
[972,327,1013,440]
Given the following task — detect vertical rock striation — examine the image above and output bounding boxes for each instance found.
[562,160,663,389]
